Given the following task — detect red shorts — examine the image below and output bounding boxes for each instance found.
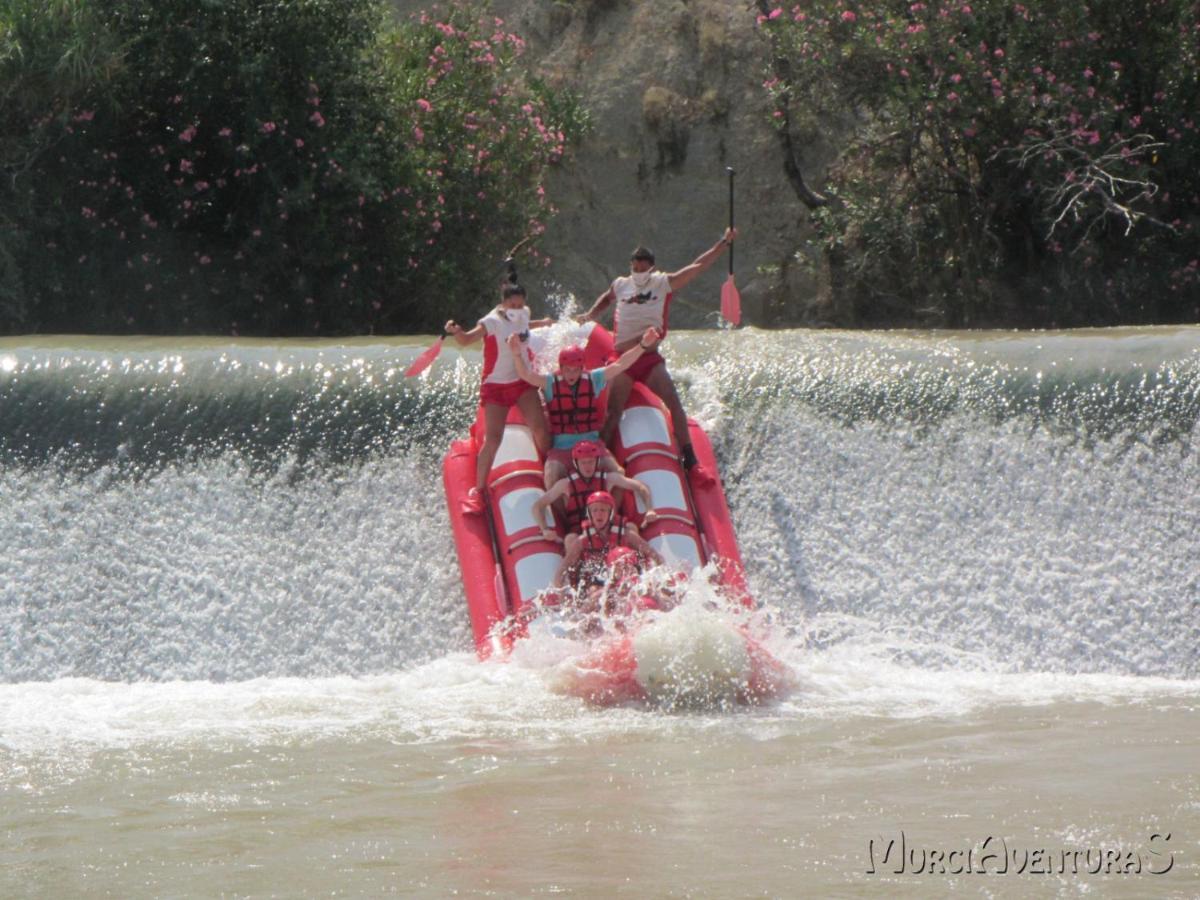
[480,380,534,408]
[620,350,665,384]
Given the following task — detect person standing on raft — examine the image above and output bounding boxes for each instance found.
[580,228,737,480]
[445,283,553,515]
[506,325,662,488]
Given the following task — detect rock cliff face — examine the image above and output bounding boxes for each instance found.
[393,0,831,325]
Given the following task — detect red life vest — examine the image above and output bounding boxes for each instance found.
[580,515,628,559]
[564,471,606,533]
[575,515,628,586]
[546,374,603,437]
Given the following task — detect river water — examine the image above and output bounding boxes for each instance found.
[1,326,1198,897]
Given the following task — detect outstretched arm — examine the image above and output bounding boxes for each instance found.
[445,318,485,347]
[580,285,616,324]
[602,327,661,379]
[506,334,544,388]
[666,227,737,292]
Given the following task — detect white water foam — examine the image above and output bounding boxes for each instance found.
[0,453,469,682]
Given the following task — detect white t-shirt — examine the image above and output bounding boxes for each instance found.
[478,305,531,385]
[611,271,672,345]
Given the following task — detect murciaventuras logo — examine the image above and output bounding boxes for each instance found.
[866,832,1174,876]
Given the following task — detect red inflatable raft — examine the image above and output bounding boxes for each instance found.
[442,324,791,703]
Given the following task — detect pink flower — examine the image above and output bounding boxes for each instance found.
[416,98,432,112]
[219,127,232,137]
[199,255,211,265]
[261,121,277,133]
[309,111,325,127]
[841,10,857,22]
[768,7,782,19]
[179,125,197,143]
[413,126,425,143]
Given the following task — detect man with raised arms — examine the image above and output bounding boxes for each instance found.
[580,228,737,479]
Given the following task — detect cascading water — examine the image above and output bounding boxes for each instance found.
[1,328,1197,684]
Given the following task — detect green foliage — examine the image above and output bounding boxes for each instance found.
[0,0,585,335]
[760,0,1200,326]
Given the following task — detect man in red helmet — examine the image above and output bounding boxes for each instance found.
[531,439,656,540]
[580,229,737,482]
[507,325,660,488]
[552,490,663,588]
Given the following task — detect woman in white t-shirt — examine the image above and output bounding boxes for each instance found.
[445,283,552,515]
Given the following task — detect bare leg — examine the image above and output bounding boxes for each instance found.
[644,362,690,452]
[544,457,567,490]
[600,372,634,447]
[599,452,623,475]
[475,403,509,492]
[553,534,583,588]
[516,389,550,457]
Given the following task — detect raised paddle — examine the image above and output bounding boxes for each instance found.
[720,167,742,327]
[405,235,535,378]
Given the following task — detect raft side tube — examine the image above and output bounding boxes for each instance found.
[443,440,509,657]
[612,387,706,573]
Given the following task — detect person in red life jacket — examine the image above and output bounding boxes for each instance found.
[552,489,663,588]
[506,325,662,488]
[531,439,656,542]
[444,283,554,515]
[580,228,737,483]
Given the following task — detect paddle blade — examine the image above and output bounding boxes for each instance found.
[720,276,741,327]
[404,336,444,377]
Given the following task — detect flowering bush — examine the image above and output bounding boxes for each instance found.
[759,0,1199,326]
[1,0,585,335]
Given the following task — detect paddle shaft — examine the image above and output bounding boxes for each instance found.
[727,167,735,275]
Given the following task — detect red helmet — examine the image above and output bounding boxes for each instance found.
[558,345,586,368]
[571,440,605,462]
[606,546,638,567]
[586,490,615,510]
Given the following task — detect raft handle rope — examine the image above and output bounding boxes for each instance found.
[489,466,544,489]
